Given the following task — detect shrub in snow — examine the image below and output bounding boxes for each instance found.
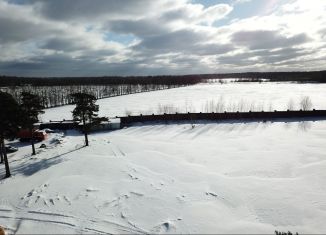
[275,230,299,235]
[287,98,295,111]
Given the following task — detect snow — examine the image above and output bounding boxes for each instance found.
[2,82,326,233]
[41,82,326,121]
[1,118,326,234]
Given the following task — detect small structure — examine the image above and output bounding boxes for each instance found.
[39,118,120,132]
[39,120,79,130]
[17,129,47,142]
[82,118,121,132]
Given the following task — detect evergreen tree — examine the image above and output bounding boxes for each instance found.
[0,141,3,164]
[20,92,45,155]
[0,92,21,178]
[70,93,99,146]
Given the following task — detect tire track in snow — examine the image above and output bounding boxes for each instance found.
[109,141,125,157]
[27,210,74,218]
[0,209,77,229]
[84,227,112,234]
[100,218,147,234]
[0,207,147,234]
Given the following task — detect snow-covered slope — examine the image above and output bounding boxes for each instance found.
[41,82,326,121]
[1,120,326,234]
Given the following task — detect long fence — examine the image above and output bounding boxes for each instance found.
[37,110,326,130]
[119,110,326,127]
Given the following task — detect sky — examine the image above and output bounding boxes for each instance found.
[0,0,325,77]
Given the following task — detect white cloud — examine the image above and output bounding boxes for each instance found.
[0,0,325,76]
[233,0,253,5]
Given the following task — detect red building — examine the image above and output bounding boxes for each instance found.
[17,129,47,142]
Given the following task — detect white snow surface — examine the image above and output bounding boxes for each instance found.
[2,83,326,234]
[1,119,326,234]
[41,82,326,121]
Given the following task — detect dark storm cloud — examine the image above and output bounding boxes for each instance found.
[0,0,325,76]
[193,43,234,56]
[39,36,120,58]
[0,53,198,77]
[231,30,310,50]
[134,29,206,51]
[0,54,76,76]
[0,16,59,43]
[160,7,193,22]
[106,19,170,37]
[131,28,234,57]
[40,38,89,52]
[14,0,159,21]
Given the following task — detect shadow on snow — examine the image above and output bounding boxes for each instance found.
[1,145,85,179]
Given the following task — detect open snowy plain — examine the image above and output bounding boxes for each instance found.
[1,83,326,234]
[41,82,326,121]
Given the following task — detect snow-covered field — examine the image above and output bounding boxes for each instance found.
[2,82,326,234]
[1,119,326,234]
[41,82,326,121]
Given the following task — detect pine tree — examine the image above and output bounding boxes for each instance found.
[70,93,99,146]
[0,92,21,178]
[0,141,3,164]
[20,92,45,155]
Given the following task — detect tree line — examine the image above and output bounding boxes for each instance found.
[3,71,325,86]
[1,71,325,108]
[0,76,203,108]
[205,70,326,83]
[0,84,176,108]
[0,75,203,86]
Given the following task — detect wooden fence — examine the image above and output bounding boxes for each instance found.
[39,120,78,130]
[38,110,326,130]
[119,110,326,127]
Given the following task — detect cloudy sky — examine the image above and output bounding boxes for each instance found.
[0,0,325,76]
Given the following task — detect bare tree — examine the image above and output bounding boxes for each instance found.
[287,99,295,110]
[299,96,312,111]
[124,109,132,116]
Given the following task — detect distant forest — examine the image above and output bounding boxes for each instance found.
[0,75,203,86]
[0,75,203,108]
[0,71,325,108]
[210,70,326,83]
[1,70,326,86]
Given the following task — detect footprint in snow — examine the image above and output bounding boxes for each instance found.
[152,221,176,233]
[176,194,188,203]
[86,187,100,192]
[21,184,73,207]
[206,192,218,197]
[128,173,139,180]
[130,191,144,197]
